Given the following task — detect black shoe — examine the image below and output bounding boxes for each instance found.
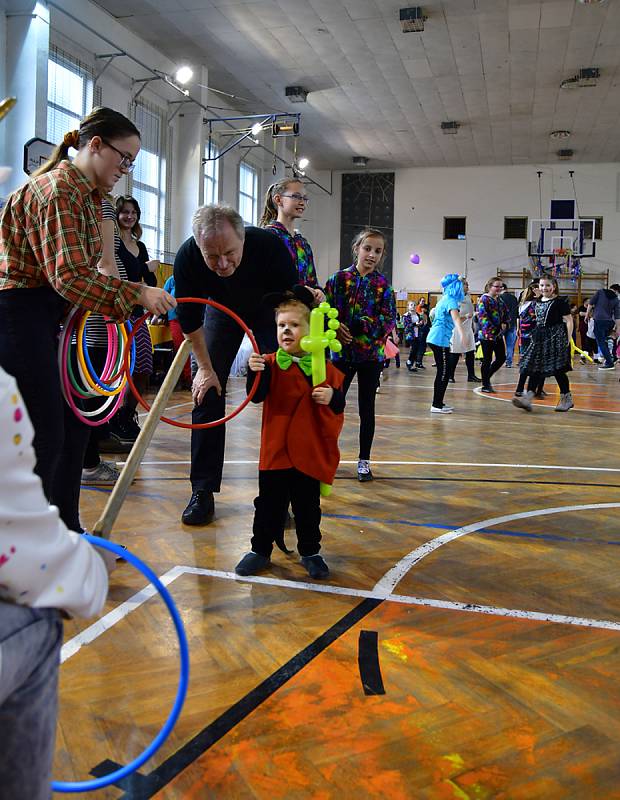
[235,552,270,576]
[449,377,455,383]
[481,385,495,393]
[98,435,134,454]
[181,490,215,525]
[108,408,139,444]
[416,364,426,369]
[300,554,329,579]
[467,375,482,382]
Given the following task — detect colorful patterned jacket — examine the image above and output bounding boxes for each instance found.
[264,221,318,287]
[324,265,396,362]
[477,293,509,341]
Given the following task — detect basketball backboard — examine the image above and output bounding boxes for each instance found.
[528,218,596,259]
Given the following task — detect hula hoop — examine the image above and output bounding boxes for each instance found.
[123,297,260,429]
[52,535,190,793]
[59,308,136,426]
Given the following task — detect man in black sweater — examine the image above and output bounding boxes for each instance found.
[174,204,298,525]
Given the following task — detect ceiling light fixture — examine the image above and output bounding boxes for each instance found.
[175,66,193,85]
[441,121,460,134]
[250,122,263,137]
[550,130,571,139]
[285,86,308,103]
[298,157,310,170]
[399,7,426,32]
[577,0,607,4]
[352,156,368,166]
[557,149,574,160]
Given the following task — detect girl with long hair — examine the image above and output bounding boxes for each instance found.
[477,277,509,392]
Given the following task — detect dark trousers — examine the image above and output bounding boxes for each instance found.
[429,344,453,408]
[448,350,476,380]
[191,307,273,492]
[480,338,506,387]
[412,331,428,365]
[251,469,321,557]
[0,287,89,531]
[337,360,383,460]
[593,320,615,366]
[527,370,569,394]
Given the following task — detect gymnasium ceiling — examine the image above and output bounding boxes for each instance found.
[90,0,620,170]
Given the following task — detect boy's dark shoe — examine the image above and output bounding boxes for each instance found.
[235,552,270,576]
[300,554,329,579]
[181,490,215,525]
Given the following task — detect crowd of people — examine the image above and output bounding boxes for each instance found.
[1,106,619,793]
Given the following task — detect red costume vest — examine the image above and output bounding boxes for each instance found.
[258,353,344,484]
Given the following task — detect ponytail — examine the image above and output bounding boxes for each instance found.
[258,178,300,227]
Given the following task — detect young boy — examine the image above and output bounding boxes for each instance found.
[235,287,345,580]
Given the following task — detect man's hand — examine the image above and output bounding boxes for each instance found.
[192,366,222,405]
[312,386,333,405]
[248,353,266,372]
[337,321,353,345]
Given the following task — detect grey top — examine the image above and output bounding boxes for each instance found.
[587,289,620,321]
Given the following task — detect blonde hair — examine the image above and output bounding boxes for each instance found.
[32,107,140,178]
[275,298,310,321]
[259,178,303,227]
[351,228,387,266]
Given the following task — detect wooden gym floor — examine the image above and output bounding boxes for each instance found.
[55,357,620,799]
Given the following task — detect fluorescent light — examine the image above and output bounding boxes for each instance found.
[298,157,309,170]
[251,122,262,137]
[175,66,193,85]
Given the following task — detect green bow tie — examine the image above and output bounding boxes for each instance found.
[276,348,313,377]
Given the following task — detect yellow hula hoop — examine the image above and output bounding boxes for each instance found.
[76,310,128,397]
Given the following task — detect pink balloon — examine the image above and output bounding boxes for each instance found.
[410,253,420,264]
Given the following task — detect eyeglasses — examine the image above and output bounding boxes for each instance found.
[101,139,136,172]
[281,192,309,204]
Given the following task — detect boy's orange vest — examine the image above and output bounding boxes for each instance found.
[258,353,344,484]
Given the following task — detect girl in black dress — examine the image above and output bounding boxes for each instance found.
[512,276,574,412]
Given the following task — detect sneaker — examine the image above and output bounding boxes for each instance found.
[98,435,134,454]
[431,405,453,413]
[448,377,456,383]
[181,490,215,525]
[81,461,121,485]
[235,552,270,576]
[467,375,482,382]
[555,392,574,412]
[514,390,523,397]
[480,385,495,393]
[416,364,426,369]
[598,364,615,371]
[300,554,329,579]
[406,363,417,372]
[357,459,373,482]
[512,390,534,411]
[534,389,548,399]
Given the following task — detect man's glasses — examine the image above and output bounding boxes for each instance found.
[281,192,309,204]
[101,139,136,172]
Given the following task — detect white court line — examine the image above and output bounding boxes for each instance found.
[60,502,620,662]
[124,458,620,474]
[473,385,620,414]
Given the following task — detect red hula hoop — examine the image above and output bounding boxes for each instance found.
[124,297,260,429]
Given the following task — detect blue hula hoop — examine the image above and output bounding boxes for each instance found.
[80,318,136,394]
[52,535,190,793]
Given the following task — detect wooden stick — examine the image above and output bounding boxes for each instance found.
[93,338,192,539]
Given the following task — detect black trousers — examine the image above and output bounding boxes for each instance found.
[448,350,476,380]
[429,344,454,408]
[336,360,383,460]
[527,370,569,394]
[251,469,321,557]
[191,306,274,493]
[480,338,506,386]
[0,287,89,531]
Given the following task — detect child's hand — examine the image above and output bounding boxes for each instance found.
[312,386,333,405]
[248,353,266,372]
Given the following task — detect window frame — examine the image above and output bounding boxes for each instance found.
[238,160,259,225]
[503,216,528,240]
[47,47,95,146]
[581,216,603,241]
[204,143,220,205]
[443,216,466,240]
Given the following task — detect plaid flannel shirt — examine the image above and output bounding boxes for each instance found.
[0,160,141,319]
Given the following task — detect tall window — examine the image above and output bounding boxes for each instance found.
[239,161,259,225]
[204,144,219,205]
[47,47,94,145]
[130,102,166,258]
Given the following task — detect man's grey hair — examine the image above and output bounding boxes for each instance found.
[192,204,246,243]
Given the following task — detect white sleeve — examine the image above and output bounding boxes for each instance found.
[0,370,109,618]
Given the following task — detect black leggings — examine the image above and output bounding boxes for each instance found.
[337,361,383,460]
[480,338,506,386]
[448,350,476,380]
[527,371,569,394]
[0,287,89,531]
[429,344,455,408]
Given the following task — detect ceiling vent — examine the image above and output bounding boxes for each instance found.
[285,86,308,103]
[352,156,368,166]
[560,67,600,89]
[550,129,571,139]
[399,7,425,32]
[441,121,460,134]
[557,149,574,160]
[577,0,607,4]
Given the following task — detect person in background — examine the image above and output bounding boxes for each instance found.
[448,278,480,383]
[162,273,192,389]
[585,283,620,371]
[426,274,466,413]
[477,278,509,393]
[413,300,430,369]
[324,228,396,482]
[500,283,519,367]
[403,301,419,372]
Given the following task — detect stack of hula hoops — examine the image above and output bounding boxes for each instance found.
[58,306,136,426]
